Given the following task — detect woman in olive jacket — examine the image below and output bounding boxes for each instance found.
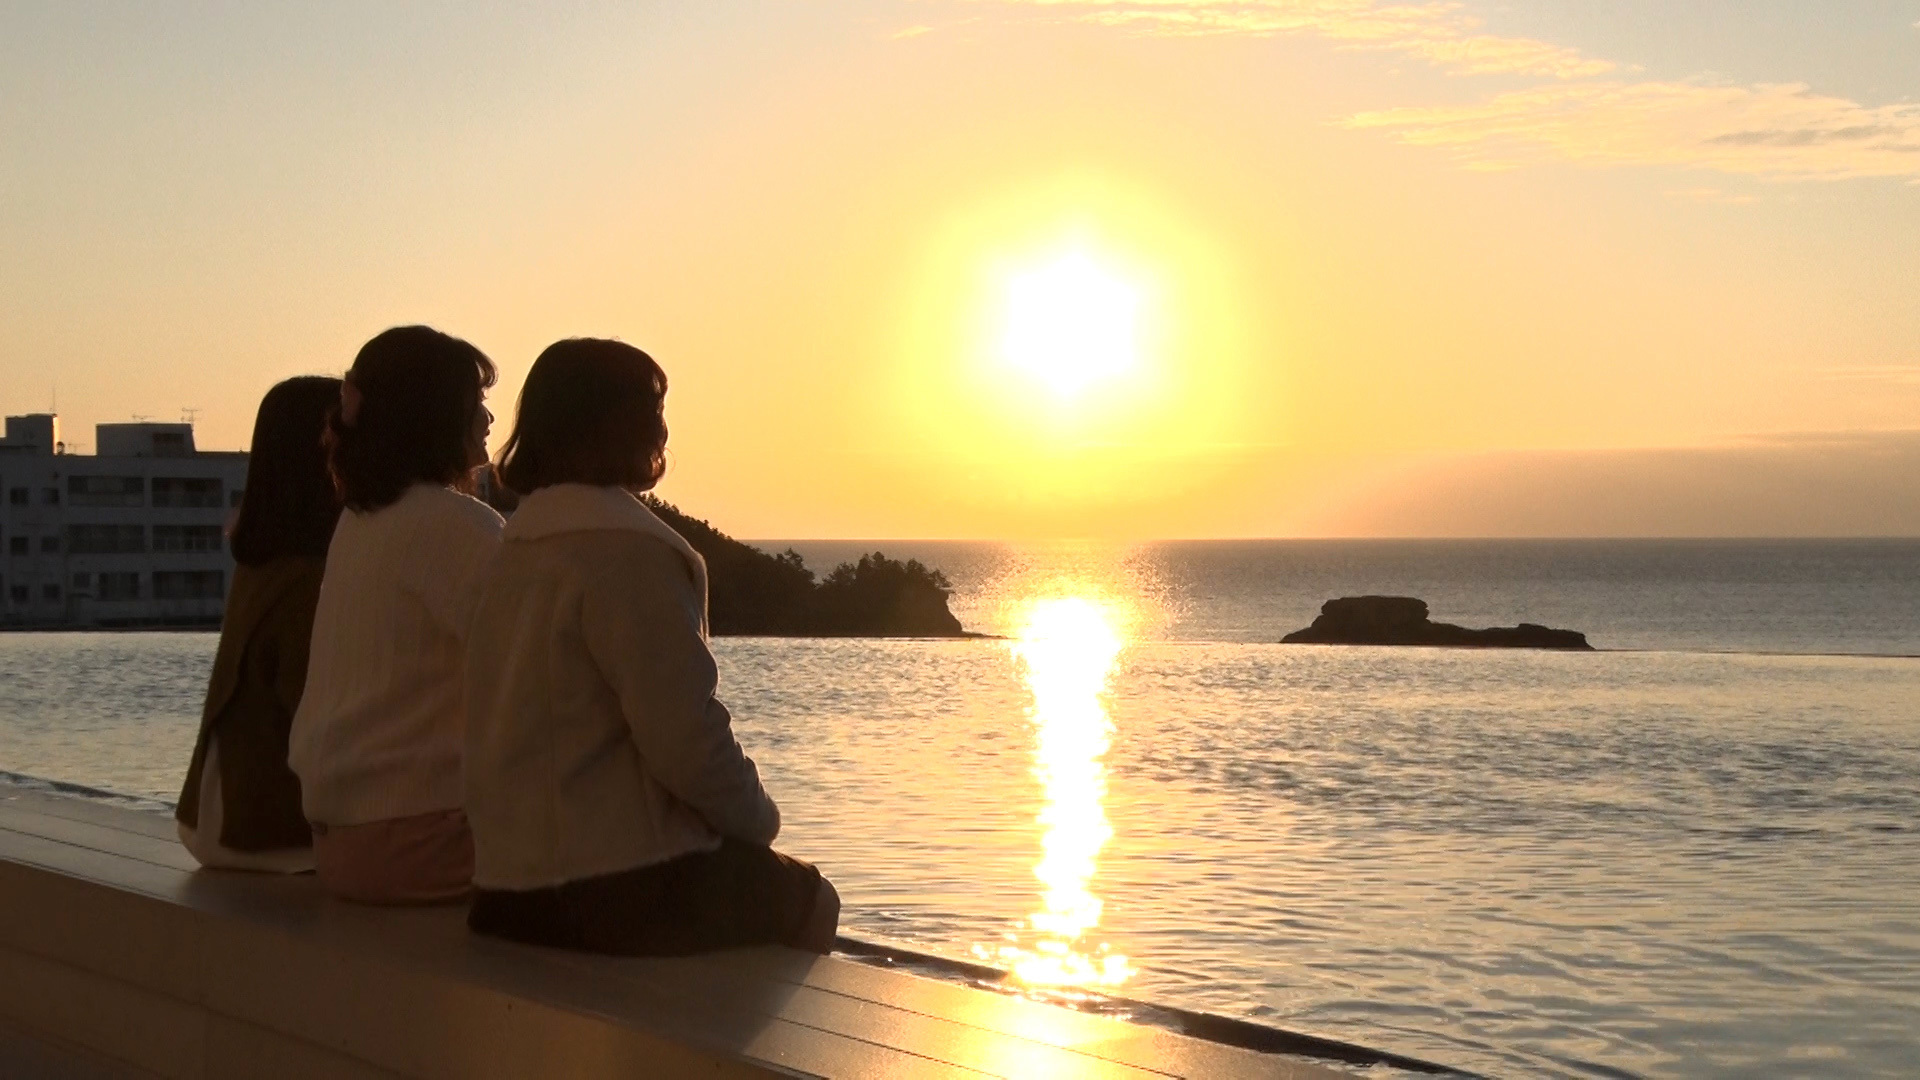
[175,376,343,870]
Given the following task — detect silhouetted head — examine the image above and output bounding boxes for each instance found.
[496,338,669,496]
[229,376,345,566]
[326,325,497,511]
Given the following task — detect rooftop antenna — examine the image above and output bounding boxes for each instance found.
[181,406,201,426]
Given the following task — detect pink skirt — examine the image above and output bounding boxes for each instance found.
[312,809,473,905]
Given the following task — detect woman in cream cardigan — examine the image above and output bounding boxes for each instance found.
[289,326,504,903]
[464,338,838,954]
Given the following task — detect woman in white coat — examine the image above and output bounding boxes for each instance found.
[464,338,838,954]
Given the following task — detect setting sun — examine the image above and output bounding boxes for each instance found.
[1000,253,1142,399]
[876,174,1259,531]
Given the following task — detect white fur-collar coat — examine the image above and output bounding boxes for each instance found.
[501,484,709,621]
[464,484,777,890]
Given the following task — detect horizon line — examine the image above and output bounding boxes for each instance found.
[744,534,1920,545]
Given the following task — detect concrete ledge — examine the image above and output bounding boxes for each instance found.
[0,1012,158,1079]
[0,789,1345,1079]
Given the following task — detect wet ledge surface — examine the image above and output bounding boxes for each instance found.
[0,788,1345,1079]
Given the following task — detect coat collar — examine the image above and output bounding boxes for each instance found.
[504,484,707,598]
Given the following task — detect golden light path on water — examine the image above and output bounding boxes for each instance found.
[978,595,1134,988]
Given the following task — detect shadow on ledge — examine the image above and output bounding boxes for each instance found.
[642,497,970,637]
[1283,596,1592,650]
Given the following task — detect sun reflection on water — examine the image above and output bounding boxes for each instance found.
[979,595,1134,988]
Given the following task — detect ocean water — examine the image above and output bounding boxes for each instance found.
[2,539,1917,1078]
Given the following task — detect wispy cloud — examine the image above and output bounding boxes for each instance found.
[1664,186,1761,205]
[1315,430,1920,538]
[965,0,1614,77]
[967,0,1920,184]
[1344,81,1920,181]
[1820,365,1920,386]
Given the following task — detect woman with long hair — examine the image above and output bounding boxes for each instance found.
[464,338,838,955]
[176,375,342,871]
[289,325,503,903]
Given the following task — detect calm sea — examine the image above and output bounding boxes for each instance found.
[2,539,1917,1078]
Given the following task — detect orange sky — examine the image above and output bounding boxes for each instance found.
[2,3,1917,537]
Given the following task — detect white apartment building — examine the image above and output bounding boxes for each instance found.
[0,413,249,629]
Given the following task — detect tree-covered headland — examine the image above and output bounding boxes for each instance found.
[640,497,967,637]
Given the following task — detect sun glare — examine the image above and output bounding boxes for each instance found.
[978,595,1134,989]
[1000,253,1142,399]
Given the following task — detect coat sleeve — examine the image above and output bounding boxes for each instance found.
[579,539,781,846]
[271,568,323,719]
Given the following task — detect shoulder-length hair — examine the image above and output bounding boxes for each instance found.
[229,376,345,566]
[326,326,496,512]
[496,338,669,496]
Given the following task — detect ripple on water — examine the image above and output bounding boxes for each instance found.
[2,632,1918,1078]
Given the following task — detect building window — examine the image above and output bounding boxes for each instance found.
[8,487,27,507]
[8,585,25,603]
[71,572,92,590]
[7,537,25,556]
[65,524,146,554]
[153,570,224,600]
[151,524,225,553]
[67,475,146,507]
[151,477,223,508]
[41,487,59,506]
[96,572,141,601]
[230,489,244,508]
[42,584,60,601]
[40,536,59,554]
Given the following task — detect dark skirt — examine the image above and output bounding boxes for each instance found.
[468,838,823,956]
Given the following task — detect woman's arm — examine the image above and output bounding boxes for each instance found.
[580,537,780,846]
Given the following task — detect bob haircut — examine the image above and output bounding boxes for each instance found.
[326,325,496,512]
[229,376,345,566]
[496,338,669,496]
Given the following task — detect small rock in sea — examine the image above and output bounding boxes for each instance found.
[1281,595,1592,650]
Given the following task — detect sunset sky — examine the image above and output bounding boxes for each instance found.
[3,2,1917,538]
